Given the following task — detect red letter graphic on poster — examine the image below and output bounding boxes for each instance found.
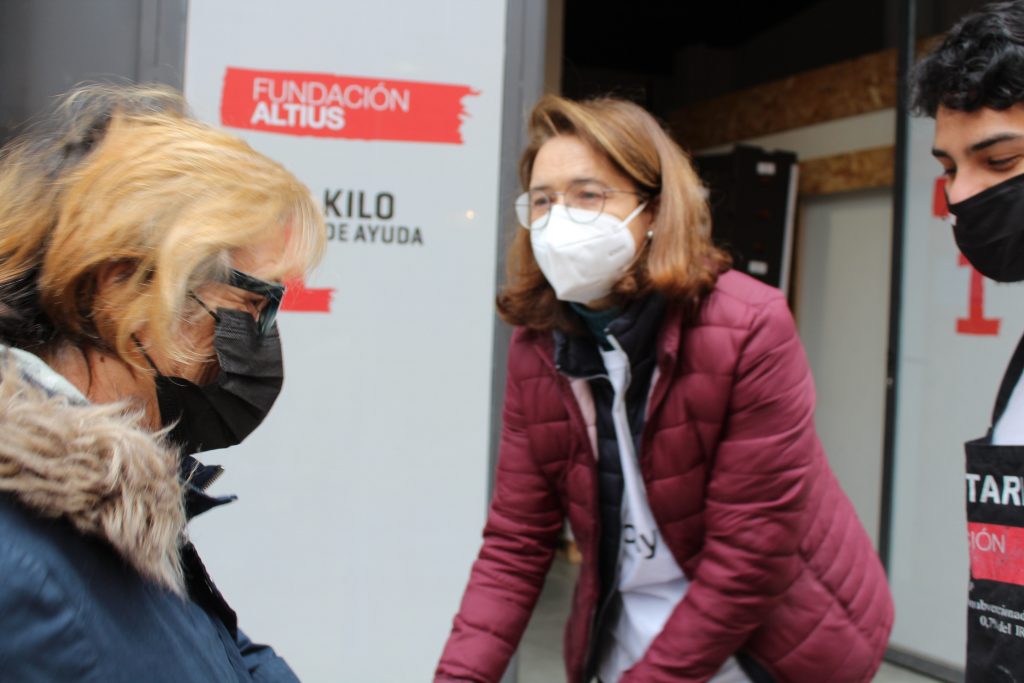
[221,68,478,144]
[958,254,1001,335]
[935,177,1001,336]
[282,279,334,313]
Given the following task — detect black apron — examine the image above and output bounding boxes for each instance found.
[966,332,1024,682]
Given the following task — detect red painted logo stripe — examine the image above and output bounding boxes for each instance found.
[220,67,478,144]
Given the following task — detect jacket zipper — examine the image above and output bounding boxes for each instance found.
[195,465,225,492]
[552,352,609,682]
[548,315,680,681]
[579,333,635,683]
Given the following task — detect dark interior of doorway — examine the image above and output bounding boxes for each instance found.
[561,0,894,121]
[561,0,986,124]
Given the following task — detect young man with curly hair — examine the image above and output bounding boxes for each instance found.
[914,1,1024,678]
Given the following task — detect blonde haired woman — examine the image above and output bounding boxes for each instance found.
[436,96,893,683]
[0,84,323,682]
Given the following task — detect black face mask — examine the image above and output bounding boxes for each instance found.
[154,308,284,455]
[949,172,1024,283]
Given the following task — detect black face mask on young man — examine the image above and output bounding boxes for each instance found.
[949,172,1024,283]
[154,308,284,456]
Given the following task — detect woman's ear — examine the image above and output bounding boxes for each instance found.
[644,195,660,238]
[647,193,661,216]
[95,260,136,293]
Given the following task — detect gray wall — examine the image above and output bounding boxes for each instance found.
[795,189,894,546]
[0,0,186,143]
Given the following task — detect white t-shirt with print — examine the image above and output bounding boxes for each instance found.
[993,372,1024,445]
[596,346,750,683]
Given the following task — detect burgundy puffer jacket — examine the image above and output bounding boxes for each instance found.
[436,271,894,683]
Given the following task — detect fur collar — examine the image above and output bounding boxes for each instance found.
[0,350,186,594]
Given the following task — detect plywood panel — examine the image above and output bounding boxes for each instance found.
[672,50,897,150]
[799,145,895,196]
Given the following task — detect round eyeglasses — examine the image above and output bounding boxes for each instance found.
[514,180,648,230]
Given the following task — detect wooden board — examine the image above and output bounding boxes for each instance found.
[671,50,897,151]
[798,145,895,196]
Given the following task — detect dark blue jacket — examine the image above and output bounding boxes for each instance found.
[0,349,299,682]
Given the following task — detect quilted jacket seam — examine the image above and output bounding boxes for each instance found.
[800,557,883,661]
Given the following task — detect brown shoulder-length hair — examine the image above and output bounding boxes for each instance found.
[497,94,730,332]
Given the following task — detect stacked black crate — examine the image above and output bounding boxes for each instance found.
[693,144,799,294]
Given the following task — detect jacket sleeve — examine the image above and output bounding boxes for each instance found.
[0,542,99,682]
[623,295,820,683]
[434,344,565,682]
[235,629,300,683]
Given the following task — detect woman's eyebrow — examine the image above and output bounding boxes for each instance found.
[528,176,604,191]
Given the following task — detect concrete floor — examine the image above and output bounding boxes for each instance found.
[517,555,943,683]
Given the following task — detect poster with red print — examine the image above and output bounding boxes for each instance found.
[183,2,507,681]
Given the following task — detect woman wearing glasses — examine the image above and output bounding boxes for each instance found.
[0,84,322,681]
[436,96,892,683]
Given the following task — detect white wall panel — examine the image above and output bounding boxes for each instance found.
[184,3,508,680]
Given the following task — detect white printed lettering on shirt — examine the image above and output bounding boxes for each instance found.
[596,344,751,683]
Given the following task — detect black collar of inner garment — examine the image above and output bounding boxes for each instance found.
[554,293,667,378]
[556,293,667,682]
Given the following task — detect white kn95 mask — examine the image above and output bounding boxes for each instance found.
[530,202,647,304]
